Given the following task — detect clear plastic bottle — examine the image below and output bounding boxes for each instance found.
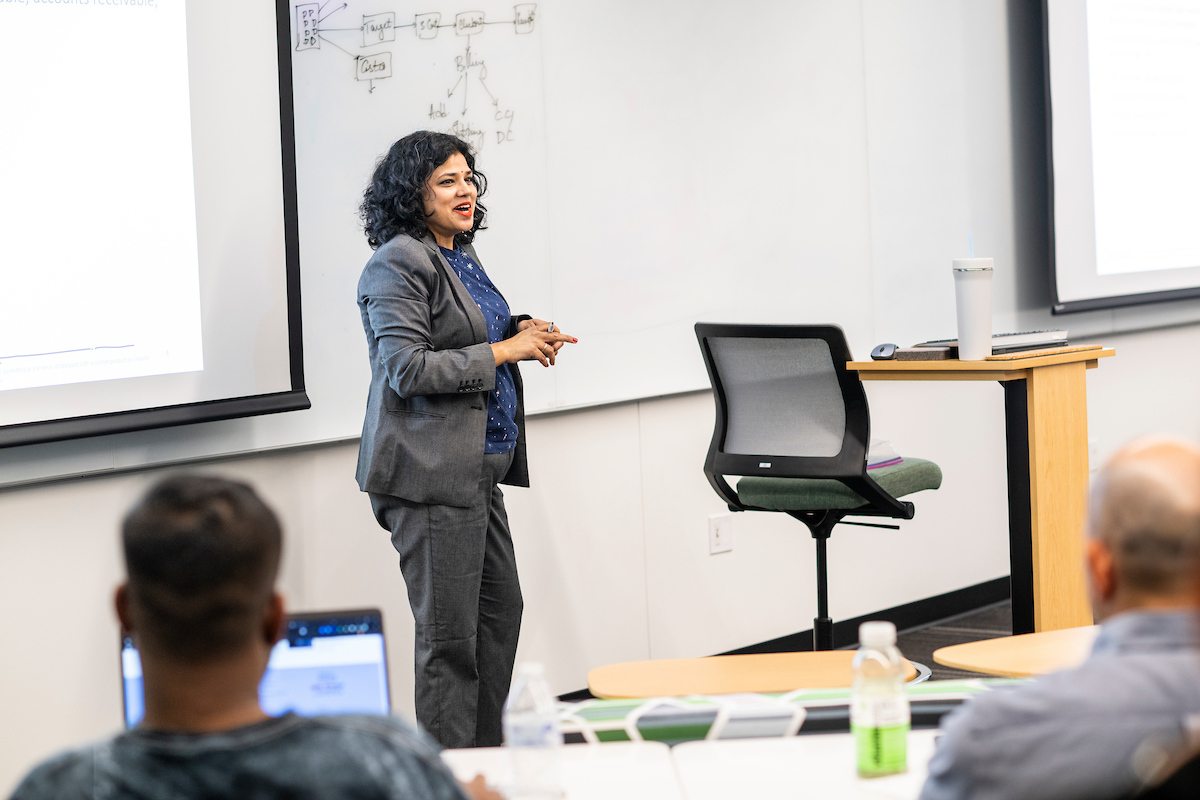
[502,661,564,799]
[850,621,910,777]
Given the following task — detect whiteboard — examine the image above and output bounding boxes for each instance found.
[538,0,876,407]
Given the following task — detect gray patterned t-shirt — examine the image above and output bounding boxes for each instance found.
[10,713,469,800]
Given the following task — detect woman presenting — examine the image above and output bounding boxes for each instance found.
[355,131,574,748]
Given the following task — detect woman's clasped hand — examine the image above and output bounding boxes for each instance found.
[493,319,577,366]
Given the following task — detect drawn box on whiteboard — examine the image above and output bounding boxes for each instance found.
[514,4,537,34]
[295,3,320,51]
[455,11,485,36]
[356,52,392,81]
[415,13,441,39]
[363,13,395,46]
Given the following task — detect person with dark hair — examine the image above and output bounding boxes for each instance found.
[356,130,575,749]
[8,474,488,800]
[920,437,1200,800]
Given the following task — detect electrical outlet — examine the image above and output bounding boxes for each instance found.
[709,513,733,555]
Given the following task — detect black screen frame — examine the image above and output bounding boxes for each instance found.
[0,0,309,449]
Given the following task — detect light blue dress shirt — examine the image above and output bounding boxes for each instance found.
[920,609,1200,800]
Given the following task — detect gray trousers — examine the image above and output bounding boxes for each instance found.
[369,451,523,748]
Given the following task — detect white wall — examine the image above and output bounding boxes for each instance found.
[5,0,1200,793]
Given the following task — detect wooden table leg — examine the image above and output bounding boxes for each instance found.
[1025,361,1094,630]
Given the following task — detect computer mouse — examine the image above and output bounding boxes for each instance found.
[871,343,897,360]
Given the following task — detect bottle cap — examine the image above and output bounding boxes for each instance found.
[859,621,897,648]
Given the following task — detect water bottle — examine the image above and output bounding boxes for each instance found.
[502,661,564,799]
[851,621,910,777]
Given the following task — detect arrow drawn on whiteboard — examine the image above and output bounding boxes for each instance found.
[478,73,498,107]
[446,74,464,98]
[317,34,355,59]
[462,38,470,115]
[319,3,347,23]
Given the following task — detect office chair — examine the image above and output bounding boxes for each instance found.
[695,323,942,650]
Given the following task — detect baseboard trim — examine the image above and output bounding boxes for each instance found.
[558,577,1011,702]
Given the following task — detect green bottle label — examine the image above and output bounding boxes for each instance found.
[852,722,909,776]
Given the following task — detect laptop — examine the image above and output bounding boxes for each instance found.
[121,608,391,728]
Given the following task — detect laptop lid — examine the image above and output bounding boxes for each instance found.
[121,608,391,728]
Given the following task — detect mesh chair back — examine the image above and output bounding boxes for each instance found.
[696,324,916,650]
[707,336,846,458]
[695,323,870,482]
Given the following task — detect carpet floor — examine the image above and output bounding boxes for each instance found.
[895,600,1014,681]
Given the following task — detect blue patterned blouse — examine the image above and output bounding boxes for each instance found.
[440,246,519,453]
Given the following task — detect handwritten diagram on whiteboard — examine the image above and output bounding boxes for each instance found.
[292,2,539,153]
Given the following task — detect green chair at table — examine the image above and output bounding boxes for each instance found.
[694,323,942,651]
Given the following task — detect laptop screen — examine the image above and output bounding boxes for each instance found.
[121,609,391,728]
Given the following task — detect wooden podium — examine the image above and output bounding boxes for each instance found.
[848,348,1115,634]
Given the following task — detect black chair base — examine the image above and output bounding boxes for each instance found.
[814,615,834,651]
[788,508,910,651]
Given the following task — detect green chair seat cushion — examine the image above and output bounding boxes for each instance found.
[736,458,943,512]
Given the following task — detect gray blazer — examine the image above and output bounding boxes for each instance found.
[355,231,529,507]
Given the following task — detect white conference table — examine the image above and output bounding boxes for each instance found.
[441,740,685,800]
[672,729,940,800]
[442,730,940,799]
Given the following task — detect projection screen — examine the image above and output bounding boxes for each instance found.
[1046,0,1200,313]
[0,0,307,448]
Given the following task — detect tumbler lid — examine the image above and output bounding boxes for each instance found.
[952,257,994,272]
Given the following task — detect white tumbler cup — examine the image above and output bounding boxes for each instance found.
[952,258,994,361]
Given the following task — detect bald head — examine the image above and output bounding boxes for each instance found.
[1089,437,1200,604]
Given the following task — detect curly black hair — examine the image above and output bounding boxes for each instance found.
[360,131,488,249]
